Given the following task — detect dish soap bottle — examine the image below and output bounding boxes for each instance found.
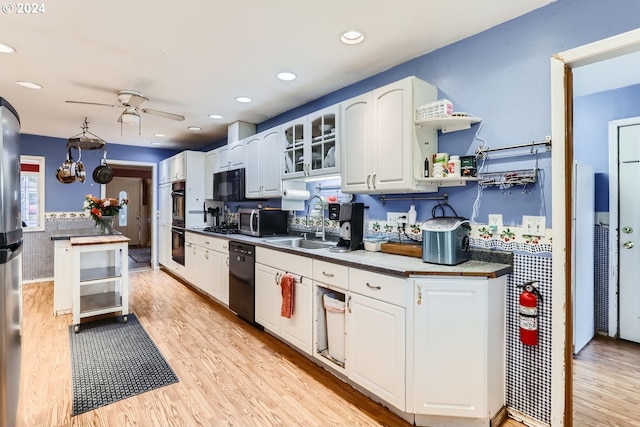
[408,203,417,225]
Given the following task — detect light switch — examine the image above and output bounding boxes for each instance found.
[522,215,546,236]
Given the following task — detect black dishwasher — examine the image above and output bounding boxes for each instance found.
[228,241,256,324]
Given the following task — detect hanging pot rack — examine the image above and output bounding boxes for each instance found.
[475,136,551,158]
[66,117,106,150]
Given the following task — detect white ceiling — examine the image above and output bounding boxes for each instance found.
[1,0,555,150]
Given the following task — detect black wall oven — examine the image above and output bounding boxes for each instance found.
[171,181,186,265]
[171,181,186,228]
[171,226,185,265]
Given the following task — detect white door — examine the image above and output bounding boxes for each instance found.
[244,136,262,197]
[619,124,640,342]
[341,93,371,192]
[572,161,595,354]
[261,130,282,196]
[107,177,142,246]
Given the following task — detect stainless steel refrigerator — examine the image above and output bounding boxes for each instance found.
[0,98,22,427]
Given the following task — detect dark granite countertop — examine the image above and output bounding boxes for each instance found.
[186,228,512,279]
[50,228,123,240]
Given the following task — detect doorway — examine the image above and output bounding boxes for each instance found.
[102,160,157,271]
[551,29,640,426]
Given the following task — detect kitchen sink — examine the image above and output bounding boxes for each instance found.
[266,238,336,250]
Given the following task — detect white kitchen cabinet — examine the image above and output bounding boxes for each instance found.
[159,158,171,184]
[204,150,216,199]
[341,76,438,194]
[185,232,229,305]
[158,223,171,267]
[169,152,186,182]
[347,268,407,411]
[255,248,313,355]
[245,128,282,198]
[214,140,245,172]
[282,104,340,180]
[411,276,506,422]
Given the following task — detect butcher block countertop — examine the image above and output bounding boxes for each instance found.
[69,234,130,246]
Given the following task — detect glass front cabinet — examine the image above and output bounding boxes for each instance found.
[282,104,340,180]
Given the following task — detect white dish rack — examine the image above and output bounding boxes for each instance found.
[415,99,454,121]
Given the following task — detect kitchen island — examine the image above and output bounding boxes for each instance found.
[51,229,129,317]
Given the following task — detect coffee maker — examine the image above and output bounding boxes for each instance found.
[328,202,364,251]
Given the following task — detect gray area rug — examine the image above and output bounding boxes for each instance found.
[128,247,151,263]
[69,313,179,415]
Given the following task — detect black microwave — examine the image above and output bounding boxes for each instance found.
[213,168,246,202]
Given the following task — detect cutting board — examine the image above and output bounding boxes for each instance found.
[380,242,422,258]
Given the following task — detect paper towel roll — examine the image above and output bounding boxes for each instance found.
[282,189,311,200]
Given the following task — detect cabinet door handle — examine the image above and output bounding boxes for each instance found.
[347,295,352,313]
[372,173,376,189]
[366,174,371,189]
[322,271,335,278]
[366,282,381,290]
[226,257,229,267]
[417,284,422,305]
[275,272,281,285]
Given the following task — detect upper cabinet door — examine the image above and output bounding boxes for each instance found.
[244,135,262,197]
[282,118,308,179]
[307,104,340,178]
[261,129,282,196]
[372,79,413,191]
[341,93,372,192]
[229,141,245,169]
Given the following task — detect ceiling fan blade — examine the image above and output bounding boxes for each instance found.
[128,94,147,107]
[141,108,185,121]
[65,100,120,108]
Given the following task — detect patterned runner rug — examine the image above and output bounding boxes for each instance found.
[69,313,179,415]
[128,247,151,263]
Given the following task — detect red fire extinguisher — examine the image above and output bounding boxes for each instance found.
[519,281,542,346]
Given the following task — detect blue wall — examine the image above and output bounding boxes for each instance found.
[574,83,640,212]
[19,134,180,212]
[19,0,640,225]
[255,0,640,227]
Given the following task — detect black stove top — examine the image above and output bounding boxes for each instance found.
[204,225,240,235]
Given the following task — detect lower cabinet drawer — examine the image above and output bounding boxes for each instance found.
[313,260,348,290]
[348,268,407,307]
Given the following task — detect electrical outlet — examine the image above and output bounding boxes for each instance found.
[488,214,503,235]
[522,215,546,236]
[387,212,407,223]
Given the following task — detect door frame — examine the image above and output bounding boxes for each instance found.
[551,28,640,427]
[100,159,158,270]
[608,117,640,338]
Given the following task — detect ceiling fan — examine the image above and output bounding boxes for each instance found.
[65,90,185,134]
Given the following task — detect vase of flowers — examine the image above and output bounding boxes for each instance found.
[83,194,129,234]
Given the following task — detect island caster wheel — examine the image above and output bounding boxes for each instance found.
[74,324,80,333]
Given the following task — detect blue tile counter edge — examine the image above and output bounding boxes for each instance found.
[187,228,512,279]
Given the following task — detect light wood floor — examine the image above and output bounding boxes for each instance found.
[17,270,525,427]
[574,335,640,426]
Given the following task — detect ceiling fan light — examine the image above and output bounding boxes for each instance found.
[121,111,140,124]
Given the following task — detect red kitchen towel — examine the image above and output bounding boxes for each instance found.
[280,273,295,318]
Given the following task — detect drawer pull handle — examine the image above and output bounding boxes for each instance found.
[417,284,422,305]
[347,295,352,313]
[366,282,381,290]
[322,271,335,277]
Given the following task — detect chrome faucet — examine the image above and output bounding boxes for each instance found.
[306,195,326,241]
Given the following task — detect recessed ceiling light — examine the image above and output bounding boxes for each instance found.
[235,96,252,103]
[208,114,223,119]
[188,126,201,131]
[151,142,162,146]
[0,43,16,53]
[16,81,42,89]
[277,72,297,81]
[153,133,166,138]
[340,30,365,45]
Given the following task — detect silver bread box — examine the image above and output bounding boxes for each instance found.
[421,217,471,265]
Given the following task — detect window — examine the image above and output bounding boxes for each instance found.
[20,155,45,232]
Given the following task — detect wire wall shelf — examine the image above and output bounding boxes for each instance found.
[477,168,538,190]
